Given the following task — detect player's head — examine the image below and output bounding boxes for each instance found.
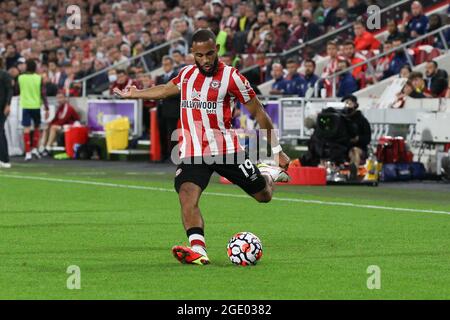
[26,59,37,73]
[191,29,219,77]
[56,91,66,105]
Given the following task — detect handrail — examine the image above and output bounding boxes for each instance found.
[241,0,413,75]
[314,24,450,97]
[74,37,187,97]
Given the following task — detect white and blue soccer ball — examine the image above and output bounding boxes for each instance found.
[227,232,263,266]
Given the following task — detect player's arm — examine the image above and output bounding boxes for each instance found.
[113,80,180,100]
[244,96,290,169]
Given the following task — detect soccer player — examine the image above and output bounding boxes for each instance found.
[18,59,49,161]
[114,29,290,265]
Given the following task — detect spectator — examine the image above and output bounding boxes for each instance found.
[220,5,238,31]
[109,69,141,96]
[427,14,450,49]
[4,44,21,70]
[342,40,366,80]
[56,48,70,67]
[335,8,350,29]
[301,9,322,43]
[399,64,412,79]
[424,61,449,97]
[409,71,430,97]
[310,0,326,26]
[156,56,179,161]
[336,60,359,97]
[18,59,49,161]
[323,0,340,31]
[269,63,288,95]
[47,60,66,91]
[284,59,306,96]
[110,47,130,71]
[386,19,408,42]
[383,38,411,79]
[0,57,13,168]
[87,59,109,95]
[347,0,367,22]
[322,41,344,96]
[273,22,290,53]
[171,50,186,69]
[174,19,194,47]
[373,40,394,82]
[41,92,80,156]
[353,20,381,51]
[393,80,423,109]
[406,1,429,40]
[302,59,320,97]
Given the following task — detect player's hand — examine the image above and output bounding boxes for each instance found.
[4,105,10,117]
[44,109,49,121]
[113,85,137,98]
[276,151,290,170]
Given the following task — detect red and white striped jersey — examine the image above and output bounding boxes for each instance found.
[171,61,256,159]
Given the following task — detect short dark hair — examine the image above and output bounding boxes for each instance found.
[26,59,37,73]
[286,58,298,65]
[192,29,216,44]
[304,59,316,68]
[408,71,423,80]
[427,60,438,68]
[163,55,174,64]
[171,50,184,56]
[116,69,127,75]
[344,40,355,47]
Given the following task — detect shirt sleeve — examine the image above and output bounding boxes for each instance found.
[228,68,256,104]
[171,66,189,90]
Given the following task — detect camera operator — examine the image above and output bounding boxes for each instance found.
[341,95,371,180]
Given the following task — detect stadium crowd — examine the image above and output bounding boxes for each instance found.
[0,0,449,102]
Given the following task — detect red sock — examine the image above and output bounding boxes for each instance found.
[24,133,31,153]
[32,129,40,149]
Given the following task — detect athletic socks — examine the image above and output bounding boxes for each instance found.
[32,130,40,149]
[24,132,31,153]
[186,227,207,256]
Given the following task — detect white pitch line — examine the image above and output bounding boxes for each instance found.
[1,174,450,216]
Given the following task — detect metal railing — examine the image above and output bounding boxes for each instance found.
[74,37,187,97]
[314,24,450,97]
[240,0,416,77]
[240,0,449,87]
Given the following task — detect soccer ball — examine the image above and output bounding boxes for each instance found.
[227,232,263,266]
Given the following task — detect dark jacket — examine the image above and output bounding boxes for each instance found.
[0,70,13,113]
[156,70,180,118]
[337,72,358,97]
[344,109,371,153]
[426,69,449,97]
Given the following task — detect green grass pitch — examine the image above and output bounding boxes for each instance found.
[1,162,450,299]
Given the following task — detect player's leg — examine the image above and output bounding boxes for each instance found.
[213,153,276,203]
[348,147,363,180]
[30,110,42,158]
[46,125,61,148]
[22,109,32,161]
[172,160,213,265]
